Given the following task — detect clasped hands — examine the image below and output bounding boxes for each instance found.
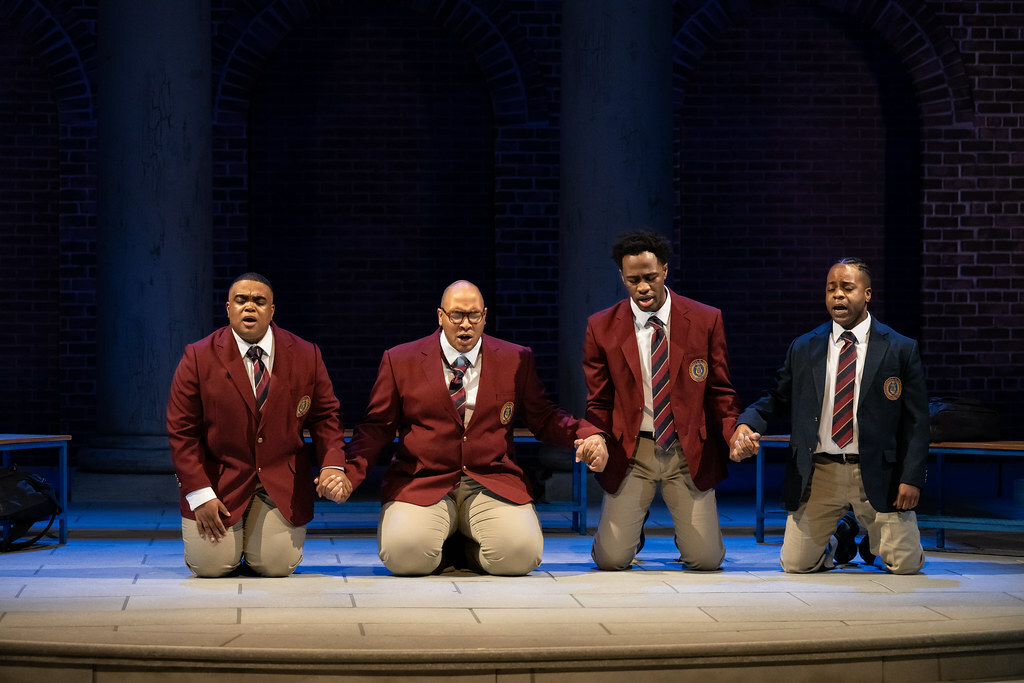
[729,424,761,462]
[315,468,353,503]
[573,434,608,472]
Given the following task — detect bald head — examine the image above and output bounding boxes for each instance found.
[440,280,484,310]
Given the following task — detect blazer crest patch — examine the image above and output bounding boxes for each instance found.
[688,359,708,382]
[500,401,515,425]
[883,377,902,401]
[296,395,311,417]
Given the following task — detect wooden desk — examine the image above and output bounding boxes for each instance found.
[754,437,1024,546]
[0,434,70,545]
[307,428,588,534]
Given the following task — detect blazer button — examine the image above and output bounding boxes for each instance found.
[257,467,262,473]
[463,436,468,442]
[257,437,263,443]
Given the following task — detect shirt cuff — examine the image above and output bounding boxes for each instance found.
[321,465,347,473]
[185,487,217,512]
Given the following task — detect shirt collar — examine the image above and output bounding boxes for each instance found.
[232,326,274,359]
[439,330,482,367]
[831,313,871,345]
[630,288,672,328]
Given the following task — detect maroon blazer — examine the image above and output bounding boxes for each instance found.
[166,323,346,527]
[583,290,741,494]
[346,332,601,506]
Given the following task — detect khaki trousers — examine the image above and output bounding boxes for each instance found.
[592,437,725,571]
[781,458,924,574]
[181,487,305,578]
[378,476,543,576]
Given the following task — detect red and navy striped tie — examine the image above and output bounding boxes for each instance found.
[648,316,675,450]
[246,345,269,411]
[449,355,470,422]
[831,331,857,448]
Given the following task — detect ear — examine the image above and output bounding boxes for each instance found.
[864,287,872,303]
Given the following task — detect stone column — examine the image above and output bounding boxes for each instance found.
[559,0,674,414]
[78,0,211,480]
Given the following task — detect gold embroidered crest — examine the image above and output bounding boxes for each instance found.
[883,377,902,401]
[296,395,311,417]
[688,359,708,382]
[500,401,515,425]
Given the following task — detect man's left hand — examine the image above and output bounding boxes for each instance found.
[893,483,920,511]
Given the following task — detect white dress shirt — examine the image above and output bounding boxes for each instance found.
[440,331,482,426]
[816,314,872,455]
[630,290,672,434]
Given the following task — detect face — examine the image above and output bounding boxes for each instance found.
[438,282,487,354]
[825,264,871,329]
[226,279,275,343]
[620,251,669,313]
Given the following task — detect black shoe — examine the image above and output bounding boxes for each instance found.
[858,535,876,565]
[834,511,859,564]
[636,509,651,555]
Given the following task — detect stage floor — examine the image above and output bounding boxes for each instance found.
[1,497,1023,681]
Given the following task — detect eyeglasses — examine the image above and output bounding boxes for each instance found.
[440,308,484,324]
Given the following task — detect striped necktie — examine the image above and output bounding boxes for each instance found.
[648,316,675,450]
[449,355,470,422]
[246,345,269,411]
[831,331,857,448]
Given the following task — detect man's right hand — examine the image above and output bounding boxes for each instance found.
[729,424,761,462]
[194,498,230,542]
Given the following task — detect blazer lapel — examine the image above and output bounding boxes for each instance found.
[216,327,259,417]
[262,325,289,419]
[475,336,500,420]
[615,304,643,389]
[859,320,888,407]
[668,293,691,381]
[420,337,461,424]
[809,325,829,412]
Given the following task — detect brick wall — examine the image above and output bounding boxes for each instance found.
[676,2,910,413]
[246,4,496,418]
[921,1,1024,430]
[0,21,61,433]
[0,0,1020,449]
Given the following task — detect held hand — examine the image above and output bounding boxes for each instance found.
[729,424,761,462]
[893,483,920,512]
[315,469,353,503]
[574,435,608,473]
[195,498,230,542]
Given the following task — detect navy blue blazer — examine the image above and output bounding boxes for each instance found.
[736,318,929,513]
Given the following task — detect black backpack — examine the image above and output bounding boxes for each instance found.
[0,465,62,551]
